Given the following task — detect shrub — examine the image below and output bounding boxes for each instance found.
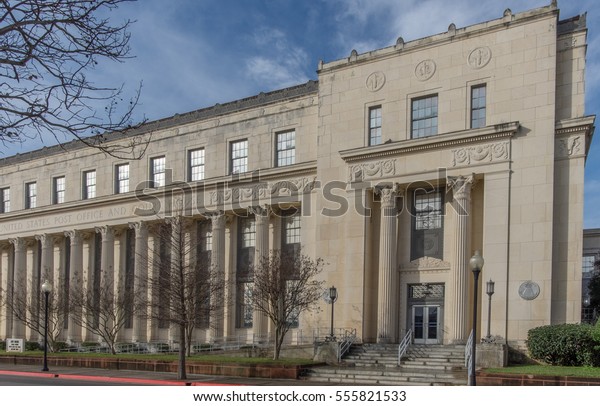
[25,341,41,351]
[527,323,599,367]
[52,341,69,352]
[0,341,5,351]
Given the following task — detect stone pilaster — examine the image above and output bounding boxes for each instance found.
[65,230,83,343]
[207,211,226,340]
[250,205,270,342]
[448,174,475,343]
[130,221,148,342]
[376,186,400,344]
[9,237,26,339]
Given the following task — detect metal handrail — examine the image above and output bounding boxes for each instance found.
[337,328,357,363]
[397,328,412,366]
[465,329,473,383]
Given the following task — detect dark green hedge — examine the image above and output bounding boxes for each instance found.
[527,323,600,367]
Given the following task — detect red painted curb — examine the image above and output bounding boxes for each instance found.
[0,370,235,386]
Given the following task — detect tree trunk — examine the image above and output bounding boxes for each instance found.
[178,323,187,380]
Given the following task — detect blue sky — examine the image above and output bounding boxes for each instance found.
[3,0,600,227]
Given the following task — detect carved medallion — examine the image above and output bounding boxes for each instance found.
[468,47,492,69]
[415,60,436,81]
[518,281,540,301]
[366,71,386,92]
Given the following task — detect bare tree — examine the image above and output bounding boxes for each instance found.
[2,274,67,352]
[0,0,147,158]
[141,215,226,380]
[69,271,138,354]
[250,250,324,360]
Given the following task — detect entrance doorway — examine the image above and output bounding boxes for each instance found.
[407,283,444,344]
[412,305,440,344]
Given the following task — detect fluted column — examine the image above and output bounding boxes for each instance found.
[448,175,475,343]
[130,221,148,342]
[376,186,400,344]
[9,237,26,339]
[0,243,11,338]
[36,235,54,341]
[207,211,226,340]
[95,226,115,290]
[65,230,83,343]
[250,205,270,343]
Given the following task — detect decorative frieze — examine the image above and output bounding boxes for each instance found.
[400,256,451,271]
[451,141,509,167]
[209,176,317,204]
[555,135,582,158]
[349,159,396,182]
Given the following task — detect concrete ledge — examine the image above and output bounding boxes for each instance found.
[0,355,312,380]
[478,372,600,386]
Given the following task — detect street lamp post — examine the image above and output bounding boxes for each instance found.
[484,279,495,342]
[327,286,338,342]
[41,280,52,372]
[468,250,484,386]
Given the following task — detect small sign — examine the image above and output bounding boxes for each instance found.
[6,338,24,353]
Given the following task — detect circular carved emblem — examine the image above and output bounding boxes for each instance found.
[518,281,540,301]
[366,71,386,92]
[415,60,436,81]
[468,47,492,69]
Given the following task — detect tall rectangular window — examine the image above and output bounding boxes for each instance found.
[282,210,301,327]
[196,220,212,328]
[230,139,248,174]
[411,189,444,260]
[188,148,205,181]
[471,85,486,129]
[53,176,65,204]
[83,170,96,199]
[0,187,9,213]
[237,216,255,328]
[150,156,166,187]
[25,182,37,209]
[115,164,129,194]
[276,130,295,167]
[411,95,438,139]
[369,106,382,146]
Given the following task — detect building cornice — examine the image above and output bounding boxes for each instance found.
[339,122,519,164]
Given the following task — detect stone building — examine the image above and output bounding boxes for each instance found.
[0,3,595,353]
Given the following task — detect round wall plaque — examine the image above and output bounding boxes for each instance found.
[415,60,436,81]
[518,281,540,300]
[366,71,385,92]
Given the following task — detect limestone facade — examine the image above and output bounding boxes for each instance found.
[0,4,595,350]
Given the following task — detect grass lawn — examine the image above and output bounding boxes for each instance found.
[0,350,316,366]
[485,365,600,378]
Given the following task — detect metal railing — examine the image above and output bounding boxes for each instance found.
[337,328,357,363]
[465,329,473,384]
[397,328,412,366]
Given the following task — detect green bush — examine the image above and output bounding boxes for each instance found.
[527,323,599,367]
[52,341,69,352]
[25,341,41,351]
[0,341,5,351]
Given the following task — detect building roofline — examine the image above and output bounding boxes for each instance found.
[317,3,573,73]
[0,80,319,167]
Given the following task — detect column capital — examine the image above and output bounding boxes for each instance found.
[447,174,476,200]
[95,225,116,240]
[64,230,82,245]
[35,233,58,248]
[129,221,149,238]
[203,210,232,228]
[248,205,271,220]
[375,184,402,208]
[9,237,26,251]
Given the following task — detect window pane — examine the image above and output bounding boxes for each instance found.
[369,107,382,146]
[231,140,248,174]
[26,182,36,209]
[54,177,65,204]
[276,130,295,167]
[116,164,129,194]
[189,149,205,181]
[84,171,96,199]
[151,157,166,187]
[0,188,10,213]
[412,96,438,138]
[471,85,486,129]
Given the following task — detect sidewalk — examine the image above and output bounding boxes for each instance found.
[0,363,332,386]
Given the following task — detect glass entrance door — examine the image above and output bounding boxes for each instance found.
[412,305,440,344]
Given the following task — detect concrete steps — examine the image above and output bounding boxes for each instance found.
[304,344,468,386]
